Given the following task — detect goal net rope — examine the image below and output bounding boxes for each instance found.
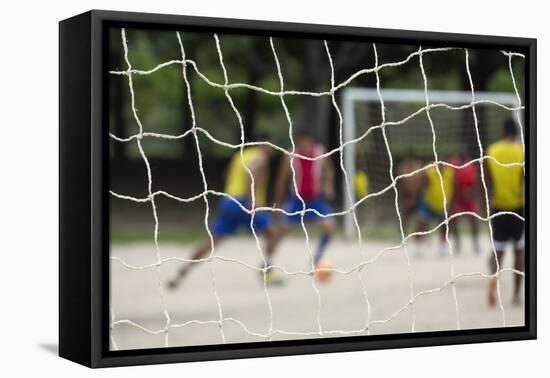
[108,28,526,350]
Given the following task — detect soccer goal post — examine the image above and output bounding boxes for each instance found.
[341,88,521,239]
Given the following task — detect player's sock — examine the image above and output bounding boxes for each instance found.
[314,234,331,265]
[167,265,190,289]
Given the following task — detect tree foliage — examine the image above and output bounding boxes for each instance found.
[109,28,524,160]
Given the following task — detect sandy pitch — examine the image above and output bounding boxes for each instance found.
[110,235,524,350]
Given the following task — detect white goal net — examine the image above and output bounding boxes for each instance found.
[108,27,526,350]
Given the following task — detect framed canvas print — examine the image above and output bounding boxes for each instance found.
[59,10,536,368]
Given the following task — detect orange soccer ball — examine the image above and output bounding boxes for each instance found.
[314,259,333,283]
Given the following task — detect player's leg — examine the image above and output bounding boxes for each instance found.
[253,214,282,285]
[414,199,432,257]
[253,211,283,268]
[469,215,480,254]
[449,197,461,254]
[315,218,335,265]
[303,197,335,265]
[512,243,524,304]
[168,235,224,289]
[437,215,448,257]
[465,198,480,254]
[262,227,287,285]
[449,216,461,255]
[488,248,505,307]
[488,211,507,306]
[262,226,279,262]
[301,197,335,283]
[399,192,414,235]
[167,197,236,289]
[401,207,411,236]
[510,209,525,304]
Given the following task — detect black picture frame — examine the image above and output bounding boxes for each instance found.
[59,9,537,368]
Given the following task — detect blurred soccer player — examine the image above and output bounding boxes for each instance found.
[397,156,424,233]
[354,153,369,229]
[275,130,335,281]
[167,139,282,289]
[449,146,480,254]
[414,162,455,257]
[486,119,525,306]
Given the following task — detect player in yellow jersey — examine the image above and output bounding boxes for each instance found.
[167,138,282,289]
[486,119,525,306]
[355,170,369,202]
[355,154,369,230]
[414,162,454,257]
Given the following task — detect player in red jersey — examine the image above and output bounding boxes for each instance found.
[275,129,336,278]
[449,146,480,255]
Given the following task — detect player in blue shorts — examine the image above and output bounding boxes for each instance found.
[274,130,336,280]
[167,140,282,288]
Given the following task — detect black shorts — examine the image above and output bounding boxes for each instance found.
[490,207,524,243]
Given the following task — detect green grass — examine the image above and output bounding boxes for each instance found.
[111,229,204,245]
[363,223,402,240]
[110,222,402,245]
[110,219,487,245]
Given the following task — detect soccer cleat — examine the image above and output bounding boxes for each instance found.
[314,259,333,283]
[264,267,284,286]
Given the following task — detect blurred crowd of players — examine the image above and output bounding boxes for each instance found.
[167,118,525,307]
[396,118,524,305]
